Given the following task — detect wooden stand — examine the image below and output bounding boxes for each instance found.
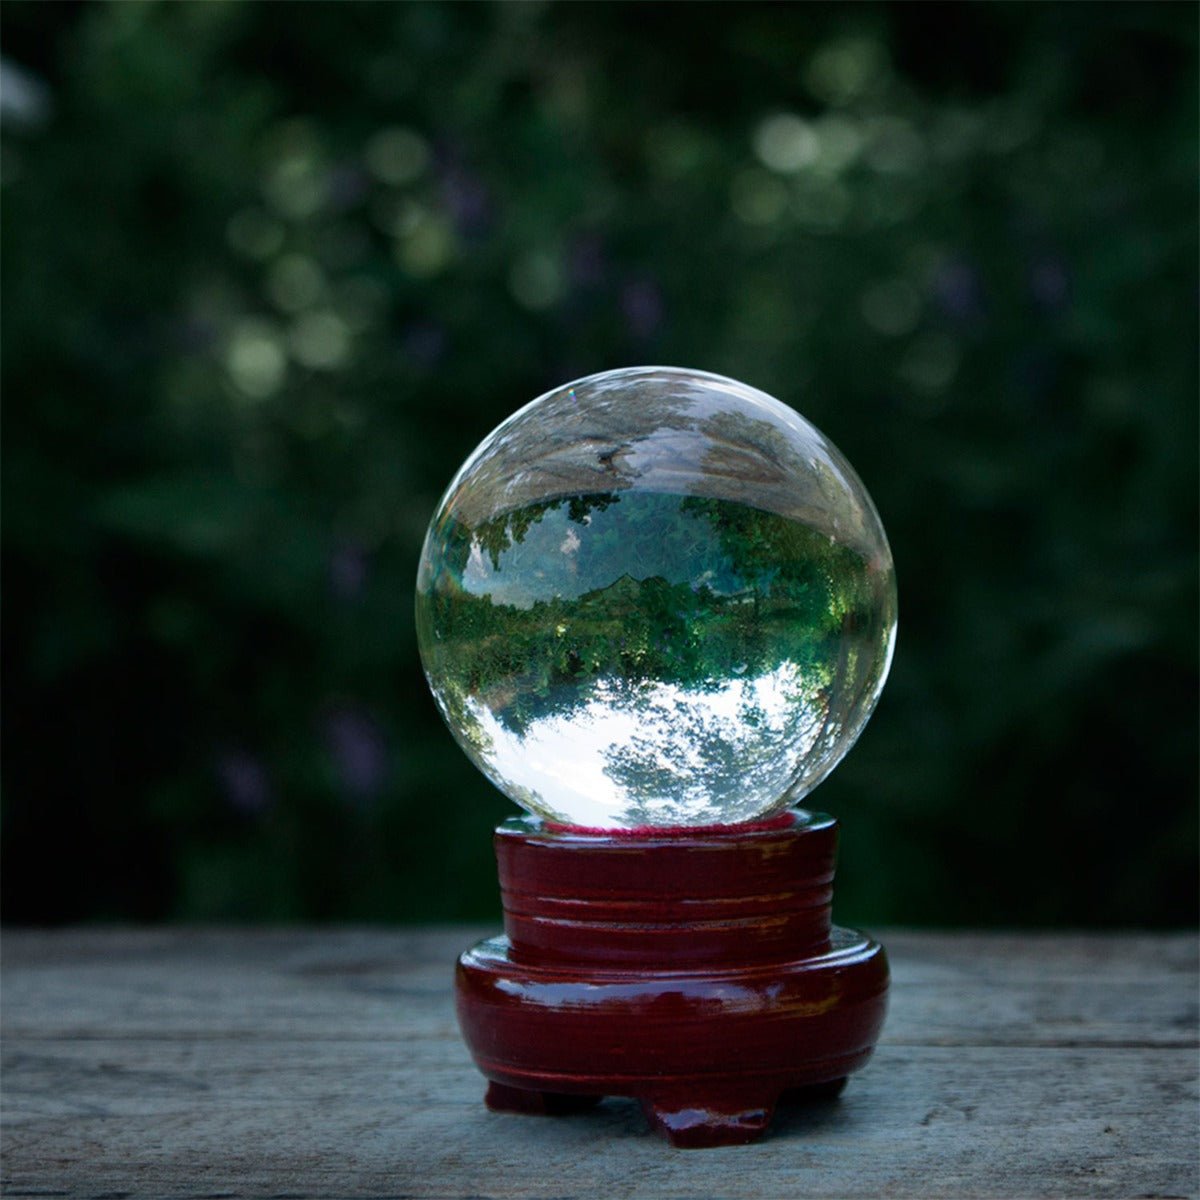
[455,809,888,1148]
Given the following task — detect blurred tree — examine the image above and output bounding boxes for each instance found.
[2,1,1195,926]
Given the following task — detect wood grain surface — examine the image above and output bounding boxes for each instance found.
[1,928,1196,1199]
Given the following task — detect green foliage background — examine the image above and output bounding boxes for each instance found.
[3,1,1196,926]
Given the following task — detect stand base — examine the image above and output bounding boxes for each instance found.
[454,811,888,1147]
[457,927,887,1148]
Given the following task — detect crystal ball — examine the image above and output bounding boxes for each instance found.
[415,366,897,829]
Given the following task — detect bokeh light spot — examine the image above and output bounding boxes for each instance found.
[226,320,286,398]
[266,254,324,313]
[364,126,430,187]
[861,279,921,336]
[805,37,886,106]
[863,117,927,175]
[394,213,455,278]
[813,114,864,174]
[791,178,851,231]
[508,251,564,311]
[898,332,960,395]
[753,113,820,174]
[289,311,352,370]
[262,123,327,220]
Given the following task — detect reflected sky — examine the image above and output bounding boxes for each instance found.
[438,367,888,562]
[463,660,828,827]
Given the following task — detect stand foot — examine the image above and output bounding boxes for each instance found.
[641,1093,777,1148]
[486,1081,602,1116]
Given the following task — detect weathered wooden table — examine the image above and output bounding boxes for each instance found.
[1,929,1196,1199]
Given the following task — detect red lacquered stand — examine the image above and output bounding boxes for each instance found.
[455,809,888,1148]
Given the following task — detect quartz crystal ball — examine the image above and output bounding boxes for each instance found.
[415,367,897,829]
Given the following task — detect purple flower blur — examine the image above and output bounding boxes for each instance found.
[621,279,664,340]
[439,162,492,238]
[402,320,447,368]
[328,540,368,601]
[1029,257,1070,312]
[932,258,986,324]
[175,315,219,354]
[326,162,371,212]
[568,234,608,291]
[322,706,388,804]
[215,750,272,816]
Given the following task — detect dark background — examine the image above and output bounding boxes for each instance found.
[3,2,1196,928]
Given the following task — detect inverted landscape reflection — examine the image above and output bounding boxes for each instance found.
[417,487,894,827]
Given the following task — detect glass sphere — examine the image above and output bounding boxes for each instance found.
[415,366,896,829]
